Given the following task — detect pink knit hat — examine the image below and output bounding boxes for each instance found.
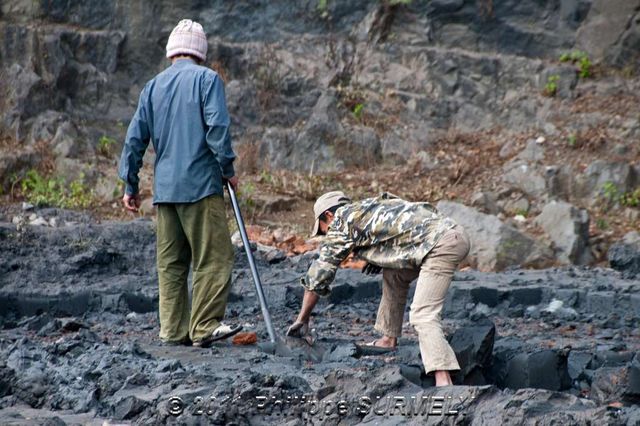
[166,19,208,61]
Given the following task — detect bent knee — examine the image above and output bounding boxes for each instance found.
[409,312,442,327]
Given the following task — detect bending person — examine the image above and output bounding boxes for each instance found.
[287,191,470,386]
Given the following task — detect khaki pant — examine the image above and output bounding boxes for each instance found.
[156,195,235,343]
[374,225,471,374]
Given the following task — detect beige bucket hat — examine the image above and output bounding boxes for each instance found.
[311,191,351,237]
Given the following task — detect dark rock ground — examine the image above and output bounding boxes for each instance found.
[1,214,639,425]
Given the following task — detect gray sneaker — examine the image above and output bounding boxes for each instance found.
[192,323,243,348]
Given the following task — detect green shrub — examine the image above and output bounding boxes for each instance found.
[98,135,117,157]
[21,170,65,207]
[559,51,592,78]
[544,75,559,97]
[67,175,95,209]
[259,170,274,185]
[238,181,257,214]
[21,170,95,209]
[599,182,640,209]
[620,188,640,208]
[601,181,620,203]
[317,0,329,18]
[514,208,528,217]
[595,218,608,230]
[352,103,365,120]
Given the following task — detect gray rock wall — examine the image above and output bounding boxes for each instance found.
[1,0,639,175]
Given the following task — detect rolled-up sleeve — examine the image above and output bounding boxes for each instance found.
[202,73,236,178]
[118,88,151,195]
[302,215,354,296]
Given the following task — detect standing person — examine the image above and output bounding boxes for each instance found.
[286,191,470,386]
[118,19,242,348]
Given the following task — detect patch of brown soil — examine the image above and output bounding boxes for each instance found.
[232,332,258,345]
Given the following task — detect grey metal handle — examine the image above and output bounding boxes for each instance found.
[226,183,277,343]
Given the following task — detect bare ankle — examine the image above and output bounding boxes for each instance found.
[434,370,453,387]
[379,336,397,347]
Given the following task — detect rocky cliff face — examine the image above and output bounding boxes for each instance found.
[1,0,638,171]
[1,0,639,270]
[0,4,639,423]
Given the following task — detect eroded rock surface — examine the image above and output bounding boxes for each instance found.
[0,219,639,424]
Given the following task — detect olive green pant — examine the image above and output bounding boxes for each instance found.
[156,195,234,343]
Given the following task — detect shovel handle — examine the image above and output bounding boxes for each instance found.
[226,183,277,343]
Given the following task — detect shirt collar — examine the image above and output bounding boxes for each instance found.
[172,58,197,67]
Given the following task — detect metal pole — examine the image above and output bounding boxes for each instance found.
[226,183,277,343]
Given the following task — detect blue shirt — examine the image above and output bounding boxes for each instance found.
[118,58,235,203]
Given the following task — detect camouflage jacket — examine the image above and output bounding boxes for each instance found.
[302,193,456,296]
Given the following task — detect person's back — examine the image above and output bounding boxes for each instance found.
[322,193,457,270]
[121,57,235,203]
[140,59,234,202]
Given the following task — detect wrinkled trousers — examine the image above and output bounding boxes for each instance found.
[156,195,234,343]
[374,225,471,373]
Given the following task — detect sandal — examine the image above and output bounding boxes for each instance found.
[355,339,397,356]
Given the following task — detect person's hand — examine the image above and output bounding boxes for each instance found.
[286,320,314,345]
[122,193,141,213]
[361,263,382,275]
[225,176,239,191]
